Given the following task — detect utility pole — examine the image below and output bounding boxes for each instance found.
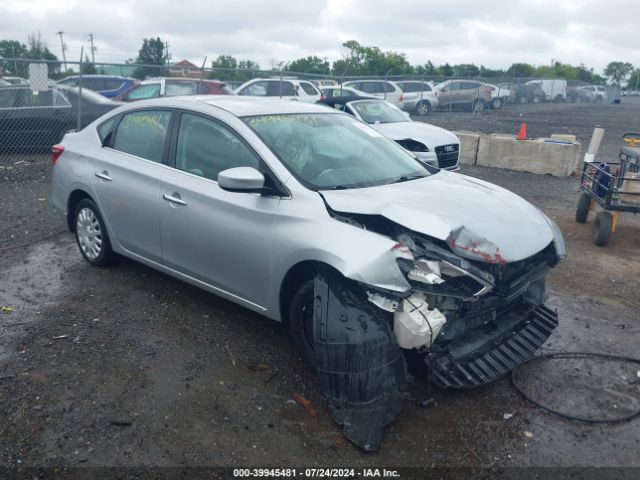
[56,31,68,71]
[164,41,171,63]
[88,33,96,63]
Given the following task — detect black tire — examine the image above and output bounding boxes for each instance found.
[74,198,116,266]
[518,96,528,104]
[592,211,612,247]
[575,193,591,223]
[553,94,564,103]
[472,99,484,112]
[414,100,431,116]
[288,279,316,368]
[532,95,541,104]
[492,97,502,110]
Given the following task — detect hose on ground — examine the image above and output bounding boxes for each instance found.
[511,351,640,424]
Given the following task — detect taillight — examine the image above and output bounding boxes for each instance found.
[399,94,403,102]
[51,144,64,166]
[319,95,324,101]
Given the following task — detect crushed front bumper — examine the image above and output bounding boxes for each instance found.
[425,303,558,388]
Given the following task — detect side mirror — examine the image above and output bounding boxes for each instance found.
[218,167,265,193]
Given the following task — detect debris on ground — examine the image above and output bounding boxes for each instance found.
[1,306,15,313]
[249,363,271,372]
[52,334,69,340]
[109,418,133,426]
[291,393,318,417]
[524,431,534,438]
[418,398,437,408]
[503,413,514,420]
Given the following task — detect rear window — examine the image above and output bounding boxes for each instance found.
[165,81,197,96]
[104,79,125,90]
[127,84,161,100]
[300,82,319,96]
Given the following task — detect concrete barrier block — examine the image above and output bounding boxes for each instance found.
[477,134,582,176]
[453,131,481,165]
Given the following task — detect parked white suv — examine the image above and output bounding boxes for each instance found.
[395,81,439,115]
[235,78,322,103]
[577,85,608,103]
[342,79,404,108]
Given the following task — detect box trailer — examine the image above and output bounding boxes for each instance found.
[525,79,567,102]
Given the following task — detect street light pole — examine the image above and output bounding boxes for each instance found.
[56,31,67,71]
[88,33,96,63]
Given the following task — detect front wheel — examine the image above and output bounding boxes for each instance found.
[532,95,541,104]
[592,211,612,246]
[575,193,591,223]
[492,98,502,110]
[415,101,431,116]
[74,198,116,266]
[288,280,316,368]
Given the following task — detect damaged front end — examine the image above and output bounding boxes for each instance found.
[311,202,563,451]
[391,231,560,388]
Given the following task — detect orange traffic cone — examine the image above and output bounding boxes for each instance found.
[517,123,527,140]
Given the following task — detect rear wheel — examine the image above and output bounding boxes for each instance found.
[74,199,116,266]
[415,101,431,116]
[288,280,316,368]
[491,97,502,110]
[575,193,591,223]
[518,96,528,104]
[532,95,541,104]
[592,211,612,246]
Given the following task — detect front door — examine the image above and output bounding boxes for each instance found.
[160,112,279,308]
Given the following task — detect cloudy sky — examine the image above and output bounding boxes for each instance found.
[1,0,638,73]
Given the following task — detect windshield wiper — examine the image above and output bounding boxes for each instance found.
[393,174,426,183]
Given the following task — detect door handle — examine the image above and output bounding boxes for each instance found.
[162,193,187,206]
[94,171,112,181]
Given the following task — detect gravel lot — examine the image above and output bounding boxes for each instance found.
[1,99,639,474]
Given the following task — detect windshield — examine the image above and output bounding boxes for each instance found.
[349,100,408,124]
[244,113,429,190]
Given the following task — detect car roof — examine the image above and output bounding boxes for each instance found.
[317,95,379,108]
[123,95,338,117]
[61,74,131,80]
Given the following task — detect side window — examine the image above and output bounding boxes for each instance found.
[266,81,295,96]
[15,89,54,107]
[360,82,377,94]
[127,84,161,100]
[382,82,395,93]
[112,110,172,162]
[84,78,102,91]
[421,83,432,92]
[104,79,124,90]
[240,81,268,96]
[300,82,319,96]
[97,116,118,144]
[175,113,260,181]
[0,89,20,108]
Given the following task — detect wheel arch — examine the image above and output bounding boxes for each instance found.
[279,260,343,325]
[66,189,95,232]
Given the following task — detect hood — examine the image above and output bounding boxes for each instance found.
[372,121,459,149]
[321,171,554,263]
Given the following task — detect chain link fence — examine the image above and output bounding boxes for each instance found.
[0,57,623,159]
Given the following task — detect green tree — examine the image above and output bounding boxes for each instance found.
[0,39,29,76]
[288,56,330,75]
[133,37,168,79]
[452,63,480,77]
[506,63,535,78]
[332,40,413,76]
[604,61,633,87]
[81,55,97,75]
[435,63,453,77]
[626,69,640,92]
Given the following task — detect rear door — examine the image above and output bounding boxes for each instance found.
[159,111,280,307]
[91,109,173,262]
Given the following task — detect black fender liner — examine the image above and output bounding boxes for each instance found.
[313,268,409,451]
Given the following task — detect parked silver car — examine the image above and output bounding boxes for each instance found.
[52,96,564,451]
[395,81,439,115]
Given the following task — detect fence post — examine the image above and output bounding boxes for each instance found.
[199,56,207,93]
[77,48,84,131]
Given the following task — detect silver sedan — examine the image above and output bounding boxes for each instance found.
[51,96,565,451]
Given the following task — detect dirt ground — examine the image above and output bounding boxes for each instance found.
[1,99,639,475]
